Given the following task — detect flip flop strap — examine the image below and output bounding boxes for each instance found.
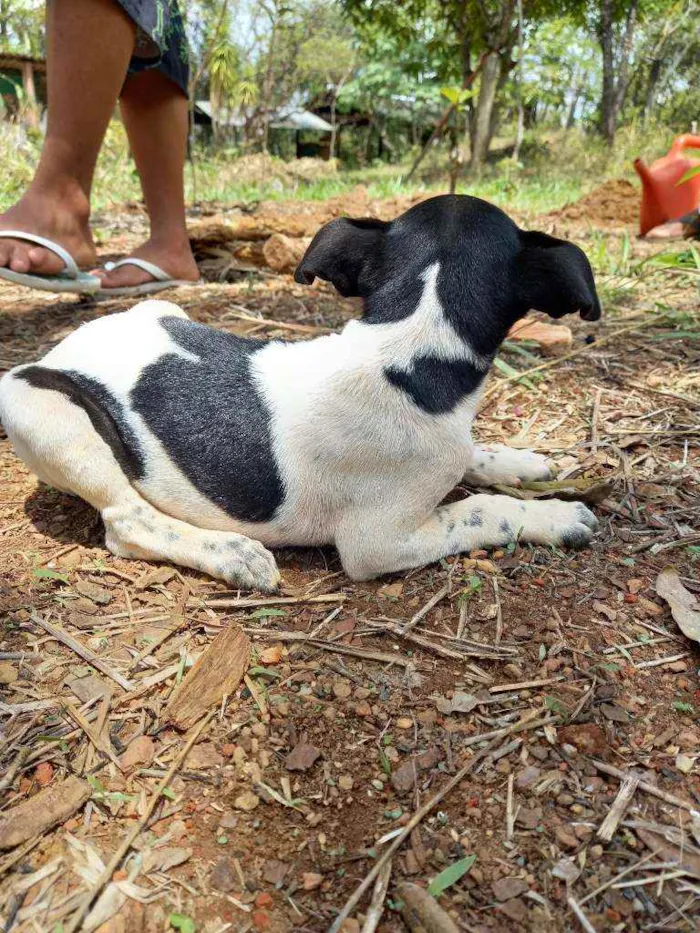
[104,258,170,282]
[0,231,79,278]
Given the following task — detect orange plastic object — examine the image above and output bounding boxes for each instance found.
[634,134,700,236]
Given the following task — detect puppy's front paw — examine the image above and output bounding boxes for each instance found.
[464,446,553,487]
[520,499,598,549]
[215,536,281,593]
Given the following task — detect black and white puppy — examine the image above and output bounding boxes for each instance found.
[0,195,601,592]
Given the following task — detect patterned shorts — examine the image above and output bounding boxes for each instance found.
[118,0,189,97]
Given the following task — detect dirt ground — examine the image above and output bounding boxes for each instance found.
[1,187,699,933]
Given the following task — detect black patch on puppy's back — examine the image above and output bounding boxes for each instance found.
[384,356,487,415]
[16,365,145,480]
[130,316,284,523]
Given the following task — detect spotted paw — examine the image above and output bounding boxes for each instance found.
[464,445,553,487]
[212,535,281,592]
[519,499,598,549]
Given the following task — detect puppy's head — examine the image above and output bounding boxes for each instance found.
[295,195,601,353]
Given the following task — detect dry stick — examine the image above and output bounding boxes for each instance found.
[492,576,503,646]
[30,613,135,692]
[592,760,700,817]
[360,859,392,933]
[568,895,599,933]
[61,700,123,772]
[482,312,673,402]
[401,584,450,633]
[198,593,345,609]
[328,713,557,933]
[597,774,639,842]
[64,710,215,933]
[224,307,330,335]
[242,630,415,668]
[590,387,604,455]
[579,850,660,907]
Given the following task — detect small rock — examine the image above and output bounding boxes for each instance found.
[234,791,260,812]
[286,742,321,771]
[555,826,579,850]
[255,892,273,908]
[302,872,323,891]
[676,753,696,774]
[354,701,371,717]
[332,680,352,700]
[68,674,112,703]
[668,660,688,673]
[263,859,289,886]
[516,765,541,788]
[262,233,311,273]
[120,735,155,773]
[559,724,607,756]
[506,319,572,356]
[601,704,629,723]
[396,717,413,729]
[338,774,353,791]
[516,807,542,830]
[34,762,54,786]
[391,760,417,793]
[187,742,223,770]
[492,877,529,901]
[218,812,238,830]
[251,908,271,931]
[338,921,360,933]
[498,898,528,923]
[551,857,581,885]
[0,662,18,684]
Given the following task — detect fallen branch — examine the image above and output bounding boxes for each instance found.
[29,613,134,692]
[592,760,700,817]
[482,311,673,402]
[64,710,215,933]
[361,859,393,933]
[329,712,557,932]
[197,593,345,609]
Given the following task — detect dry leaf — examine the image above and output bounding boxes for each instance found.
[397,881,460,932]
[656,567,700,643]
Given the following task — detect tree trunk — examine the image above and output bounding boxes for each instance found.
[513,0,524,161]
[470,52,500,171]
[643,58,662,123]
[599,0,616,143]
[598,0,639,144]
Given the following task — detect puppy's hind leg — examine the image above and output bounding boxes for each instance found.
[0,367,280,592]
[103,500,280,592]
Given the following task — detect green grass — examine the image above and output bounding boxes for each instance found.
[0,118,680,222]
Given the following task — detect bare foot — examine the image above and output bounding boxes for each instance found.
[0,186,96,276]
[95,236,199,289]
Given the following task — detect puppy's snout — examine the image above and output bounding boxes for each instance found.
[580,302,602,322]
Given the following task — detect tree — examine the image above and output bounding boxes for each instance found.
[595,0,639,143]
[297,34,355,158]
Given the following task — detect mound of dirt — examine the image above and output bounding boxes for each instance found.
[223,152,339,185]
[545,178,639,228]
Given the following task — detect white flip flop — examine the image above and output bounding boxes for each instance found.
[0,231,101,294]
[95,257,198,297]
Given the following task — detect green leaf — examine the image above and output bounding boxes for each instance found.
[249,607,286,619]
[248,665,281,679]
[538,644,547,661]
[32,567,69,584]
[169,915,195,933]
[161,787,176,800]
[673,700,695,715]
[677,164,700,185]
[378,746,391,775]
[428,854,476,897]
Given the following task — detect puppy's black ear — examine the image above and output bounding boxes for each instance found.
[294,217,388,297]
[518,231,601,321]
